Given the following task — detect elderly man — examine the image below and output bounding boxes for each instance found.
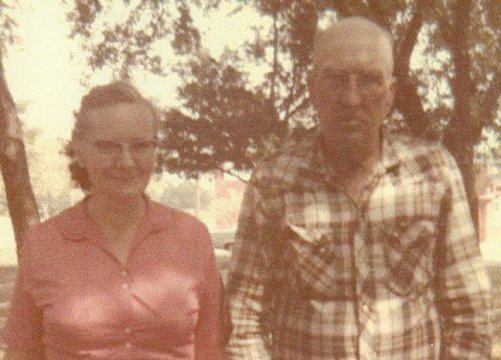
[225,16,492,359]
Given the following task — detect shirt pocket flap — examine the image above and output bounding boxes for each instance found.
[288,224,331,245]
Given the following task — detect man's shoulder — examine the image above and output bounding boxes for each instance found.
[252,131,317,185]
[388,134,459,174]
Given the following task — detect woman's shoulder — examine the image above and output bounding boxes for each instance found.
[20,202,86,265]
[26,202,81,237]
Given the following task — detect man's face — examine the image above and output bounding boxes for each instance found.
[311,28,396,161]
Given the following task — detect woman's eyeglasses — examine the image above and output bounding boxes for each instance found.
[92,139,157,158]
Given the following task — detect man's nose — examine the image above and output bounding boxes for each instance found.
[116,144,135,165]
[339,76,363,106]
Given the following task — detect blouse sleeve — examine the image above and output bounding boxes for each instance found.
[1,235,44,351]
[194,225,223,360]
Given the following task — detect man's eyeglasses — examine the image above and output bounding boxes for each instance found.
[317,70,389,94]
[92,139,157,157]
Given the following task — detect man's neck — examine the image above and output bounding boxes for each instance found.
[322,137,382,197]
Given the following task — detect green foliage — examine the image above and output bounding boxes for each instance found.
[0,0,19,55]
[161,52,283,177]
[65,0,500,176]
[65,0,172,79]
[23,127,75,219]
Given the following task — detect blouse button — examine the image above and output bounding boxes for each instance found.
[121,269,128,278]
[124,327,131,334]
[122,283,129,290]
[125,342,132,349]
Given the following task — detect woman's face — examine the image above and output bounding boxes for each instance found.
[76,102,157,201]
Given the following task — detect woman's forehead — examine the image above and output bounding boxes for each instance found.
[83,102,156,138]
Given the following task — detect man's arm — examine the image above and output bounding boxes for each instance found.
[194,225,224,360]
[225,182,272,359]
[436,154,492,358]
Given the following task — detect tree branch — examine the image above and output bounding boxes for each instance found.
[283,94,310,124]
[216,167,249,184]
[479,71,501,127]
[269,8,279,105]
[393,1,432,138]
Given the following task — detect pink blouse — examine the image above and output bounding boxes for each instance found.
[2,197,222,359]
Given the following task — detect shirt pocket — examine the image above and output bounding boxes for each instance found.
[281,191,351,300]
[381,219,436,297]
[284,224,350,300]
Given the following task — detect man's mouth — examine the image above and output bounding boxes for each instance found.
[341,118,364,130]
[108,174,140,181]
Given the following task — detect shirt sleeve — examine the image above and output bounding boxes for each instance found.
[436,153,493,358]
[194,224,224,360]
[1,235,44,352]
[225,180,272,359]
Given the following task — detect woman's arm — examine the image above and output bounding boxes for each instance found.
[2,232,44,357]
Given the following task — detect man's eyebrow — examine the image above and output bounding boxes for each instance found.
[318,68,385,75]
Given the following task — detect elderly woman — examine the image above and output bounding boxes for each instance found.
[2,81,223,359]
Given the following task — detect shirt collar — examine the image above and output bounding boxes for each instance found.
[297,129,401,182]
[58,195,171,242]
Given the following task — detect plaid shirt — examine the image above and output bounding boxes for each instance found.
[226,131,492,360]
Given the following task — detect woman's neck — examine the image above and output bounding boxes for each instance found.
[86,193,146,231]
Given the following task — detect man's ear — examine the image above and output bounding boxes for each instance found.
[384,76,397,112]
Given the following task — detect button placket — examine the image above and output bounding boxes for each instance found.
[120,267,131,291]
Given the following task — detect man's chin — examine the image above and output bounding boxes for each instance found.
[329,135,375,162]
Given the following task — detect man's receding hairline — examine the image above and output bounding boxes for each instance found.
[313,16,394,67]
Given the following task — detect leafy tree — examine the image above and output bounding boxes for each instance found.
[65,0,285,178]
[66,0,500,225]
[161,53,282,177]
[24,127,75,219]
[0,0,40,256]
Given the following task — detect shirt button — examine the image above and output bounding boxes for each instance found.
[124,327,131,334]
[363,304,370,312]
[125,342,132,349]
[122,283,129,290]
[121,269,128,278]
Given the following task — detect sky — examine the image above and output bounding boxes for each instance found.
[4,0,259,139]
[5,1,83,139]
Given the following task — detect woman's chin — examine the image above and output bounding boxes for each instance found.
[93,186,147,201]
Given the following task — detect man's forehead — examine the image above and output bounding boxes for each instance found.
[316,40,392,71]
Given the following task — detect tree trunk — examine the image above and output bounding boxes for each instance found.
[442,0,481,229]
[393,4,435,139]
[0,57,40,259]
